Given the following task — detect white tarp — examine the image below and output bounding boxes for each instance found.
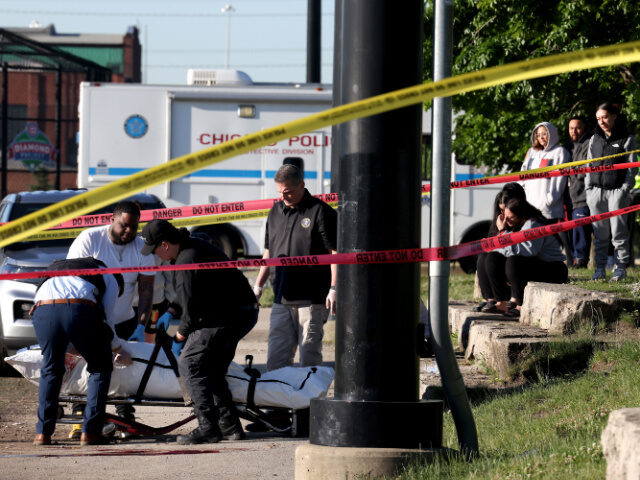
[6,341,334,410]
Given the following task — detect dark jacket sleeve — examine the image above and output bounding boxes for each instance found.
[317,202,337,251]
[175,250,197,337]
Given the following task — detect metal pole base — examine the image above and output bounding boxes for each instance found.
[310,398,443,449]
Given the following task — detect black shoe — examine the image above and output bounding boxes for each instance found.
[220,423,245,440]
[176,426,223,445]
[481,300,499,313]
[573,259,588,269]
[473,301,489,312]
[219,415,245,440]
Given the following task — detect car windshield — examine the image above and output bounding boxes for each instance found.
[4,198,165,251]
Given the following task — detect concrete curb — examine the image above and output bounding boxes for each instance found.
[294,443,447,479]
[602,408,640,480]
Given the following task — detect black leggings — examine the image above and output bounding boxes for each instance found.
[479,252,568,304]
[477,252,509,301]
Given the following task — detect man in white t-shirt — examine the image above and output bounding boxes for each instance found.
[66,201,155,437]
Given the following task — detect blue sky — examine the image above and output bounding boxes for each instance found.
[1,0,335,85]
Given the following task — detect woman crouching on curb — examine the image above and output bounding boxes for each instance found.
[486,197,568,318]
[475,182,527,313]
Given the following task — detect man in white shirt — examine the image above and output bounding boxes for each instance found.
[66,201,155,436]
[31,257,132,446]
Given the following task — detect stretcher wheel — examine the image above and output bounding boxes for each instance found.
[290,408,310,438]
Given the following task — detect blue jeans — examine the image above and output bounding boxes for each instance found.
[32,303,113,435]
[571,206,592,262]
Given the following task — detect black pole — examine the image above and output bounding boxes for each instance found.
[329,0,342,193]
[306,0,321,83]
[1,63,7,199]
[310,0,443,449]
[55,65,62,190]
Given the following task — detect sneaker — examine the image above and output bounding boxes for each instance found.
[592,268,606,281]
[610,267,627,282]
[573,259,588,269]
[68,423,82,440]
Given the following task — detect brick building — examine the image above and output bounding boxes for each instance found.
[0,24,141,197]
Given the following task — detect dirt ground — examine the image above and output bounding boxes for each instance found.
[0,307,504,479]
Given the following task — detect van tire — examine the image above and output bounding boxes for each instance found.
[212,232,234,260]
[192,227,238,259]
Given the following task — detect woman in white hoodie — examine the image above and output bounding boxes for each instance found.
[521,122,570,221]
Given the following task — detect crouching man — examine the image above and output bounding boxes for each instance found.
[140,220,258,444]
[31,257,132,446]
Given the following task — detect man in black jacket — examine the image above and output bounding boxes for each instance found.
[140,220,258,444]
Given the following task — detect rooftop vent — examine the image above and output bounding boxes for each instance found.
[187,69,253,86]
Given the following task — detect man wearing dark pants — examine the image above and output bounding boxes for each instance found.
[140,219,258,444]
[253,163,337,371]
[31,257,131,446]
[66,201,155,437]
[563,115,593,268]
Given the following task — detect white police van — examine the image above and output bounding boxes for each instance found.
[77,70,500,270]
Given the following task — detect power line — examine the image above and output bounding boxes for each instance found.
[0,8,333,18]
[148,48,332,54]
[146,64,333,69]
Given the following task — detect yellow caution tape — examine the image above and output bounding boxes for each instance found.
[494,149,640,178]
[1,40,640,248]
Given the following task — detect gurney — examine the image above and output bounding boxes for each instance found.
[6,328,334,438]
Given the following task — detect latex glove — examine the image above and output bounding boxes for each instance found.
[128,324,145,342]
[253,285,263,301]
[325,288,336,315]
[171,339,184,358]
[114,348,133,366]
[156,312,173,333]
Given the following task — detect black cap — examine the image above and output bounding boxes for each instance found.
[140,219,180,255]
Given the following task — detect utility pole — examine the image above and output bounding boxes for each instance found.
[306,0,321,83]
[430,0,478,457]
[297,1,443,477]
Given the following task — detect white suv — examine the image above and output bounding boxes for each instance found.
[0,190,165,373]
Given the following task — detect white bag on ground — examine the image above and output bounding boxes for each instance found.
[5,341,333,410]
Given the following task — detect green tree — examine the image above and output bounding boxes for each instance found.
[423,0,640,171]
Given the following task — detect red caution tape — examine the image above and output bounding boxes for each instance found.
[0,193,338,231]
[3,203,639,282]
[3,159,637,235]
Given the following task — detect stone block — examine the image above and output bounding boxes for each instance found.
[464,320,549,379]
[520,282,631,334]
[601,408,640,480]
[449,302,513,351]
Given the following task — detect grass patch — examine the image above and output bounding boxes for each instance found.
[399,341,640,480]
[420,270,476,304]
[569,265,640,299]
[510,338,597,382]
